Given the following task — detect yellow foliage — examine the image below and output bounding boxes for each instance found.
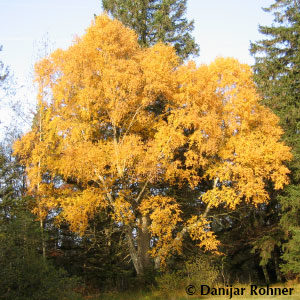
[186,216,220,252]
[140,196,183,264]
[14,15,292,265]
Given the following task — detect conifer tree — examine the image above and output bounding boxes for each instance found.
[101,0,199,60]
[250,0,300,276]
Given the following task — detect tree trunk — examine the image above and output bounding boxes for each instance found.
[137,216,151,272]
[40,218,46,259]
[154,256,161,270]
[262,265,270,284]
[126,216,151,276]
[274,247,283,282]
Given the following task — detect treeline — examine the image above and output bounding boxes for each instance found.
[0,0,300,299]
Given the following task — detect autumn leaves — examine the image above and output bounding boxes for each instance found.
[14,15,292,273]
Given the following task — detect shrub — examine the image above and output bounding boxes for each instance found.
[155,271,185,294]
[184,254,219,288]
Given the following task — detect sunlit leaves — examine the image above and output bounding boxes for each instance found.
[14,15,292,265]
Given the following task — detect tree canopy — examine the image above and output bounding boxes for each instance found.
[14,15,292,276]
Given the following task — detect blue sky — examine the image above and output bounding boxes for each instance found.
[0,0,275,134]
[191,0,274,64]
[0,0,274,80]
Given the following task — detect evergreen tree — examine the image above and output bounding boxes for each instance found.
[0,145,80,300]
[250,0,300,276]
[101,0,199,60]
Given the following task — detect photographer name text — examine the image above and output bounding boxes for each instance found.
[185,284,294,298]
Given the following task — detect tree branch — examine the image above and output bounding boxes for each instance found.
[121,105,143,144]
[96,172,114,206]
[135,179,150,203]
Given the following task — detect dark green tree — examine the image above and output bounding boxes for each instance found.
[0,145,80,300]
[250,0,300,277]
[101,0,199,60]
